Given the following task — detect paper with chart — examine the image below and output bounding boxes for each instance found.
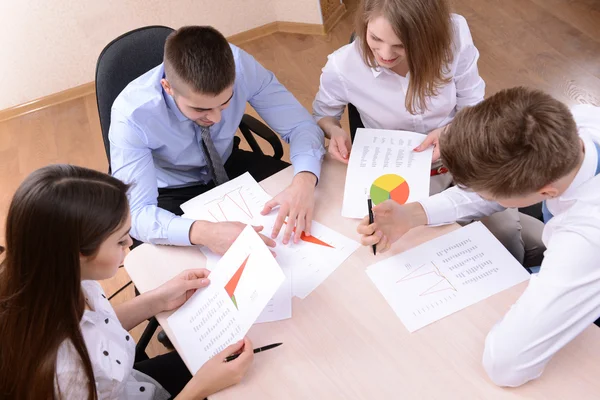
[366,222,530,332]
[278,222,360,298]
[180,172,271,221]
[181,173,360,300]
[201,220,360,299]
[201,249,292,323]
[255,266,292,323]
[342,128,433,218]
[168,225,285,373]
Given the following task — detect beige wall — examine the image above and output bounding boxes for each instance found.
[0,0,322,110]
[277,0,323,24]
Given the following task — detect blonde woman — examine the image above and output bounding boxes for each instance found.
[313,0,545,266]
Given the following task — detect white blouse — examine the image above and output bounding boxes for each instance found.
[55,281,170,399]
[313,14,485,134]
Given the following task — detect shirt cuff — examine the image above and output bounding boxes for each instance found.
[418,193,458,225]
[167,216,195,246]
[291,154,322,183]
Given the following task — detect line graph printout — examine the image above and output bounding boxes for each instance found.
[342,128,433,218]
[168,226,285,373]
[366,222,530,332]
[180,172,271,224]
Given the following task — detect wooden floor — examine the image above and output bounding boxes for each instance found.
[1,0,599,357]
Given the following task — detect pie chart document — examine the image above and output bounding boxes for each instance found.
[342,128,433,218]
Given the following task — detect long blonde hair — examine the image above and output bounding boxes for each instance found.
[355,0,454,114]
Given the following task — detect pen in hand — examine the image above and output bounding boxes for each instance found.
[367,197,376,256]
[225,342,283,362]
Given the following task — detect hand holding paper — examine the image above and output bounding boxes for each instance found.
[342,128,433,219]
[168,225,285,373]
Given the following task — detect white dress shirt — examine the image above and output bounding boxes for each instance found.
[312,14,485,134]
[419,105,600,387]
[55,281,170,399]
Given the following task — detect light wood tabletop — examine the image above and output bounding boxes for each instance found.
[125,155,600,399]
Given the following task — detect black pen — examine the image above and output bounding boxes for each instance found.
[225,342,283,362]
[367,196,376,256]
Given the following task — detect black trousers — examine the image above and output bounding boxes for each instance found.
[134,351,192,398]
[158,144,290,216]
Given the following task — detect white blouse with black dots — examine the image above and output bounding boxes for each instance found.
[54,280,170,399]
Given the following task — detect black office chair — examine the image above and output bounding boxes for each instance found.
[95,25,283,175]
[346,33,364,143]
[95,25,285,359]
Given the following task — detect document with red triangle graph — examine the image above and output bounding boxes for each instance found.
[168,225,285,373]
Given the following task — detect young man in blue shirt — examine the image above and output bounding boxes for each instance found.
[110,26,325,254]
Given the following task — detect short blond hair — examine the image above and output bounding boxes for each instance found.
[354,0,453,114]
[440,87,581,197]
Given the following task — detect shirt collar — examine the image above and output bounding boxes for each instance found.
[371,65,384,78]
[370,64,408,79]
[163,89,189,122]
[160,68,189,123]
[560,134,598,200]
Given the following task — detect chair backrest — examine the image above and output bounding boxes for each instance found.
[95,25,175,168]
[346,32,364,142]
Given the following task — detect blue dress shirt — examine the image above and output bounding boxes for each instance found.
[109,44,325,246]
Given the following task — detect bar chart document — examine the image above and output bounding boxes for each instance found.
[366,222,530,332]
[342,128,433,218]
[168,225,285,373]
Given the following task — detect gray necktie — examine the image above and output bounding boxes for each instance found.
[200,126,229,185]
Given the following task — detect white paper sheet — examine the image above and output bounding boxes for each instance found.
[168,225,285,373]
[342,128,433,218]
[180,172,271,222]
[271,219,361,299]
[366,222,530,332]
[255,266,293,324]
[201,246,292,323]
[183,173,361,300]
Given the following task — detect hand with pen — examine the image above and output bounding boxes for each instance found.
[357,200,428,253]
[180,338,254,399]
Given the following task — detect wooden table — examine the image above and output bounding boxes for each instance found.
[125,156,600,399]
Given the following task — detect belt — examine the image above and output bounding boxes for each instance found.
[430,166,449,177]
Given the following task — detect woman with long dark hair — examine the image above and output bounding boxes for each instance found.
[0,164,253,399]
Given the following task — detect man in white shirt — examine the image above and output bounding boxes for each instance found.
[358,87,600,387]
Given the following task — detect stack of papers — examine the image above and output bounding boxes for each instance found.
[181,173,360,323]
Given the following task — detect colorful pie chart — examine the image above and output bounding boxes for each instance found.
[370,174,410,205]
